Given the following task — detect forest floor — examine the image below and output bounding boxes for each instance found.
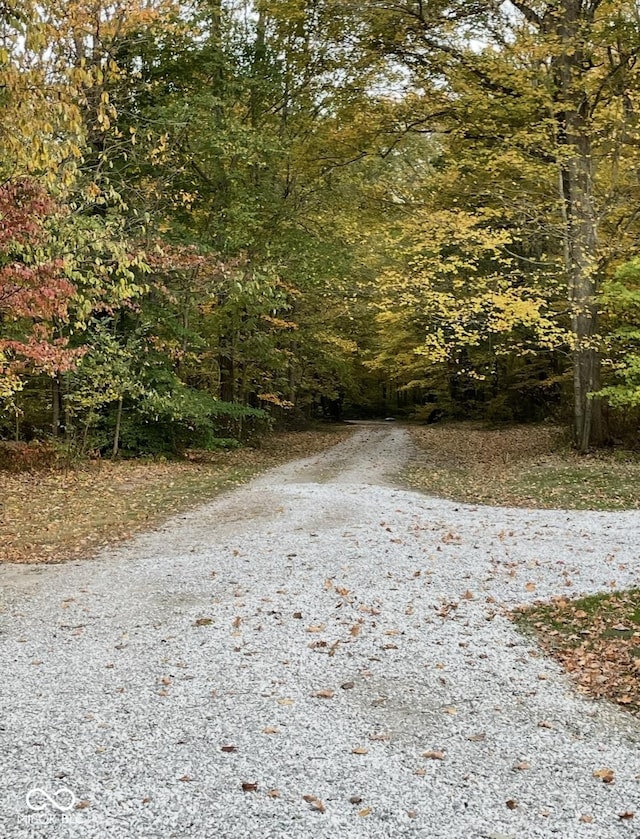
[406,421,640,722]
[405,421,640,511]
[0,425,354,565]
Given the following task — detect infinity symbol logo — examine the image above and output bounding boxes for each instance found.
[26,787,76,812]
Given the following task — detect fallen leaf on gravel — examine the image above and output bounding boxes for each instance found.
[537,720,553,728]
[306,624,326,633]
[358,807,372,817]
[194,617,213,626]
[423,750,445,760]
[350,623,362,636]
[369,732,390,741]
[462,590,475,600]
[242,782,258,792]
[593,768,615,783]
[324,579,333,590]
[525,582,536,592]
[232,616,242,629]
[221,745,237,752]
[579,815,593,823]
[179,775,193,782]
[437,602,458,618]
[514,761,530,771]
[352,746,368,754]
[506,799,518,809]
[414,768,426,776]
[262,727,279,734]
[407,810,417,819]
[267,789,281,798]
[618,811,634,820]
[467,733,486,742]
[314,689,335,699]
[302,795,325,812]
[277,698,294,705]
[74,800,91,810]
[443,706,457,715]
[335,586,350,596]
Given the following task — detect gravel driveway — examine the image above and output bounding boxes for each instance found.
[2,423,639,838]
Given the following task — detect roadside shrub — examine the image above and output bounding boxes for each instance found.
[0,440,60,472]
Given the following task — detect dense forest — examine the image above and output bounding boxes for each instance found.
[1,0,640,456]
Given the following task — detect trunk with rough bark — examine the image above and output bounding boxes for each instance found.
[550,0,603,451]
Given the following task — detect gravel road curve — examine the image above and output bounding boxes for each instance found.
[1,423,640,839]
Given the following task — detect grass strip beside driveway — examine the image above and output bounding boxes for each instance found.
[0,426,353,565]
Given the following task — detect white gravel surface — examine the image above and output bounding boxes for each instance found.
[2,423,640,838]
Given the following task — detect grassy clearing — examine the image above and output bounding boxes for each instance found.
[0,425,353,565]
[407,421,640,716]
[405,422,640,510]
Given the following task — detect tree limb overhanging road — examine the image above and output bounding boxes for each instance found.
[1,424,639,838]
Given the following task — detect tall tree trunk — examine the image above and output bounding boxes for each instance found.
[112,395,123,459]
[551,1,603,451]
[52,376,62,437]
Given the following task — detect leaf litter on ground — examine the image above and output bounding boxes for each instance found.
[0,426,353,565]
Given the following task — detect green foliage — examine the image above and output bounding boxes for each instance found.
[3,0,640,449]
[598,259,640,409]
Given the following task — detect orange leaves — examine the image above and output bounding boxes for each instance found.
[514,590,640,715]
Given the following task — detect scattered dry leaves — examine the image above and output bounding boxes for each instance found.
[405,422,640,511]
[0,427,354,565]
[514,590,640,717]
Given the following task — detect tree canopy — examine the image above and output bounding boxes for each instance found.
[2,0,640,453]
